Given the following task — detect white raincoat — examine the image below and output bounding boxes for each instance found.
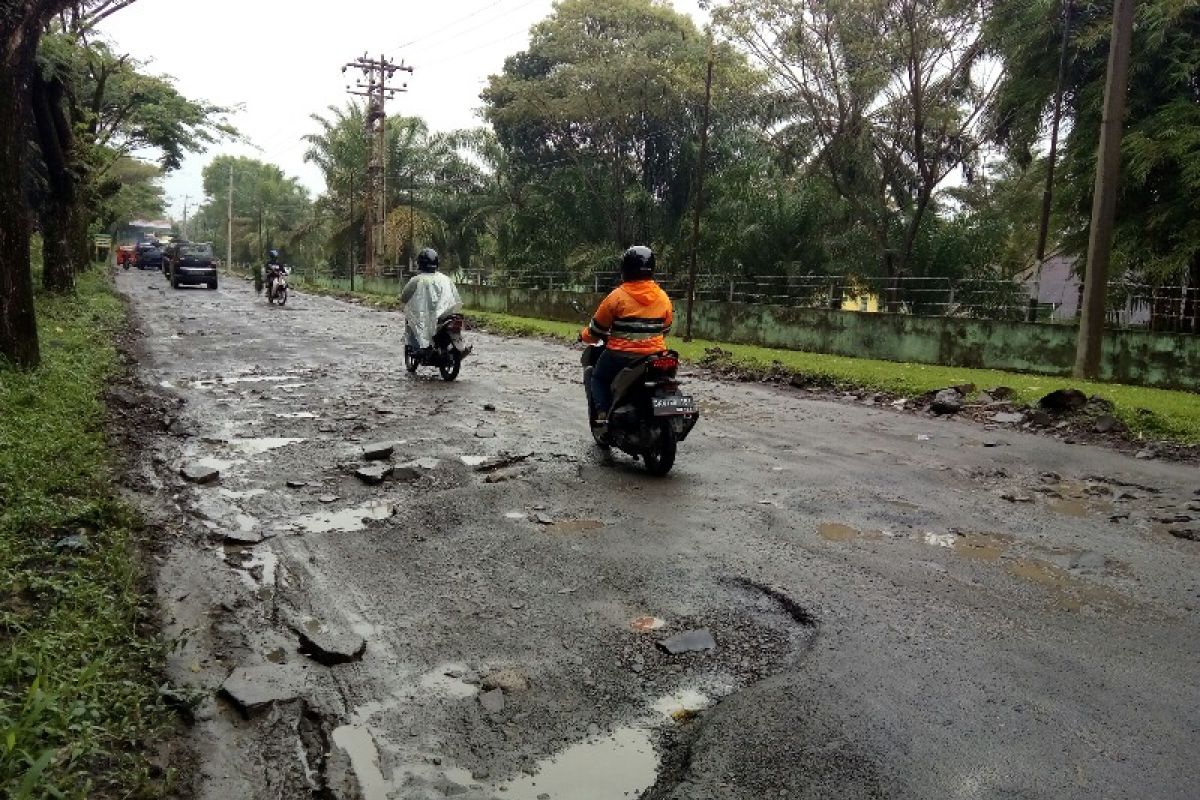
[401,271,463,349]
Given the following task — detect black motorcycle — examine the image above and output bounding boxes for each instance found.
[582,345,699,475]
[405,313,472,381]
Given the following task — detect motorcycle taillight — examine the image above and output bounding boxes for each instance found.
[651,356,679,372]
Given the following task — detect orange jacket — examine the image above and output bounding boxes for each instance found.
[580,280,674,355]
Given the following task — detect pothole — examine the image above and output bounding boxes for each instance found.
[496,726,658,800]
[294,500,395,533]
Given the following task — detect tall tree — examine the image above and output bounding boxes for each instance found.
[713,0,1000,288]
[1,0,77,368]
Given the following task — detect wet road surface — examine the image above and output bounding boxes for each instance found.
[116,270,1200,800]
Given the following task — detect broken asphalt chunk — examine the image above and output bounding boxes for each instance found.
[296,625,367,666]
[481,669,529,693]
[658,628,717,655]
[180,463,220,484]
[990,412,1025,425]
[354,465,392,485]
[479,688,505,714]
[1039,389,1088,412]
[362,441,395,461]
[223,530,267,546]
[219,665,306,715]
[931,389,963,415]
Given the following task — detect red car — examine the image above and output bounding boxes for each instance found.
[117,244,135,268]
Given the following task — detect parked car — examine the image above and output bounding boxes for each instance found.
[134,242,164,271]
[166,242,218,290]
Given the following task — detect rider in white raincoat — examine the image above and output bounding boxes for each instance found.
[400,248,463,350]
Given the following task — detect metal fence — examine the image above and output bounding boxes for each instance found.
[287,263,1199,334]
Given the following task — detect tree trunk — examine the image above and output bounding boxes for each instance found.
[0,16,44,368]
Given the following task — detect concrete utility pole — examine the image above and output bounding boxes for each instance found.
[343,53,413,277]
[181,194,191,240]
[685,33,714,342]
[1074,0,1135,379]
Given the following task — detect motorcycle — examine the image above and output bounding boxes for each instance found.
[582,343,700,476]
[266,265,290,305]
[405,313,472,381]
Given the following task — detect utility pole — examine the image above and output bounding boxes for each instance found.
[348,172,355,292]
[226,163,233,270]
[343,53,413,278]
[1074,0,1135,379]
[408,172,415,271]
[685,33,714,341]
[181,195,191,240]
[1029,0,1074,322]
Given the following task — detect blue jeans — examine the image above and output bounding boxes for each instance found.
[590,350,641,418]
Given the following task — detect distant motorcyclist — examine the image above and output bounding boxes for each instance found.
[401,248,463,353]
[262,249,283,297]
[580,246,674,424]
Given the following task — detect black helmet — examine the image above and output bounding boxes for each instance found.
[620,245,655,281]
[268,249,280,263]
[417,247,439,272]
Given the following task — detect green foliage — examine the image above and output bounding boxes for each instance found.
[0,271,173,798]
[191,155,312,264]
[988,0,1200,283]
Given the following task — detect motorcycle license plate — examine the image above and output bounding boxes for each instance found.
[653,396,696,416]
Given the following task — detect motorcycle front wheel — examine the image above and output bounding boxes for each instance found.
[277,287,288,306]
[438,351,461,381]
[643,421,677,476]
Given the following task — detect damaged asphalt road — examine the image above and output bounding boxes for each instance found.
[116,271,1200,800]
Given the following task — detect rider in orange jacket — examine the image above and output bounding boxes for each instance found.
[580,246,674,423]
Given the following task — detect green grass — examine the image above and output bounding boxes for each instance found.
[467,310,1200,445]
[0,269,173,798]
[289,278,1200,444]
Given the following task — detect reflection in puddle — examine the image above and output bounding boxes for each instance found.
[953,533,1013,562]
[218,488,266,500]
[1007,559,1128,612]
[295,501,394,533]
[331,726,390,800]
[922,532,957,548]
[191,374,296,388]
[498,727,658,800]
[418,664,478,699]
[193,456,242,474]
[818,522,881,543]
[1046,498,1089,518]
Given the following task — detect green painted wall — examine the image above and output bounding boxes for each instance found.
[461,285,1200,391]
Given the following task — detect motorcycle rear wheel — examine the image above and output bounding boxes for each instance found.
[643,421,677,476]
[438,351,461,381]
[405,347,419,373]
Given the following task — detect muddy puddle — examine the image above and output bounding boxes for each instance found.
[227,437,305,456]
[547,519,606,533]
[294,500,394,533]
[497,726,658,800]
[418,664,478,699]
[818,522,882,543]
[331,726,390,800]
[1005,558,1128,612]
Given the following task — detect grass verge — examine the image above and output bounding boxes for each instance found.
[289,278,1200,445]
[0,269,173,798]
[468,311,1200,445]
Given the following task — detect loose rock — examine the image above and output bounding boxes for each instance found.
[987,386,1016,400]
[223,530,267,546]
[1039,389,1088,412]
[991,412,1025,425]
[658,628,717,655]
[931,389,963,415]
[318,494,339,504]
[1094,414,1119,434]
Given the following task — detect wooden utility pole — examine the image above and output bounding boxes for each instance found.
[1029,0,1074,322]
[685,35,714,341]
[1074,0,1135,379]
[343,53,413,277]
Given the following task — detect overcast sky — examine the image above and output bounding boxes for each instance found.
[98,0,709,220]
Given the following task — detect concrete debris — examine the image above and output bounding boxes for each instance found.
[362,441,395,461]
[479,688,505,714]
[987,386,1016,400]
[355,465,392,485]
[1094,415,1119,434]
[223,530,267,546]
[318,494,339,504]
[658,628,717,655]
[991,412,1025,425]
[1001,492,1035,503]
[180,463,220,484]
